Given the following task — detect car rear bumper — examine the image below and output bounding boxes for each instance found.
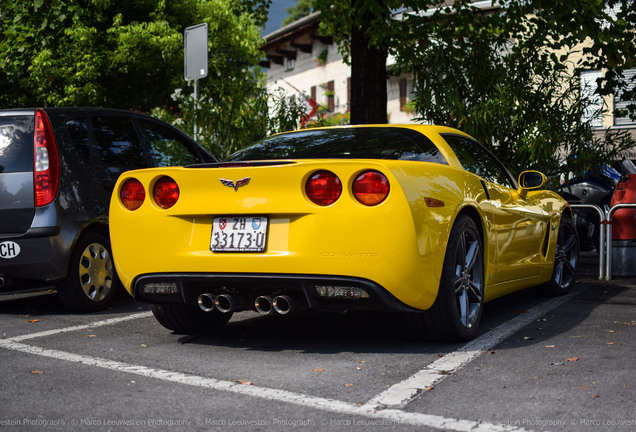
[0,227,67,285]
[131,272,423,314]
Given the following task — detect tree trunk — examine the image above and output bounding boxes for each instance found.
[349,6,388,124]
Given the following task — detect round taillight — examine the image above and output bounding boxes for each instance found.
[120,178,145,211]
[306,170,342,206]
[353,170,390,206]
[153,176,180,209]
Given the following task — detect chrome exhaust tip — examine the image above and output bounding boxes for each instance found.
[254,295,274,315]
[214,293,243,313]
[272,295,296,315]
[197,293,216,312]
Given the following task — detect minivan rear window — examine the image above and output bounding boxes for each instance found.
[92,116,149,168]
[138,119,198,166]
[0,115,34,173]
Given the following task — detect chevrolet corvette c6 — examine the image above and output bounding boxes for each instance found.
[109,125,579,341]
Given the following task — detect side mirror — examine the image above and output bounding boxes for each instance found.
[518,170,547,198]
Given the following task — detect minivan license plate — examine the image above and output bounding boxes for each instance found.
[211,216,268,252]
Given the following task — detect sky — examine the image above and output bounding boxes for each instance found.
[262,0,297,35]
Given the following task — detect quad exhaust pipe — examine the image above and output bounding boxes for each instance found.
[255,295,299,315]
[254,295,274,315]
[198,293,301,315]
[272,295,297,315]
[197,293,244,313]
[197,293,216,312]
[215,293,244,313]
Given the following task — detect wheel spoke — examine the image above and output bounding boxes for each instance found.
[562,234,576,253]
[554,260,564,286]
[454,278,464,295]
[467,280,483,303]
[563,259,575,278]
[77,243,112,302]
[465,240,479,272]
[456,234,467,276]
[458,289,469,327]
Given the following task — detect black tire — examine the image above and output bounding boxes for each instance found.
[151,303,232,334]
[57,232,119,312]
[410,215,485,342]
[543,216,579,296]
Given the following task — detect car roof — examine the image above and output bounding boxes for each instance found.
[270,124,472,169]
[0,107,152,117]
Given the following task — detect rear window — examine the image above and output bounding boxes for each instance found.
[0,115,34,173]
[65,118,91,162]
[228,127,448,164]
[92,116,149,168]
[138,119,198,166]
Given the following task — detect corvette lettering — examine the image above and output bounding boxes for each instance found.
[220,177,250,191]
[320,252,379,259]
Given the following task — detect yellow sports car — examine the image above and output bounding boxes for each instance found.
[109,125,578,341]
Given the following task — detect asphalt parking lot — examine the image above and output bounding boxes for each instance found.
[1,251,635,431]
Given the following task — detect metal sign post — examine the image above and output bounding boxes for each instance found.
[184,23,208,142]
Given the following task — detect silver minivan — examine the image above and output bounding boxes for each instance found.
[0,107,214,311]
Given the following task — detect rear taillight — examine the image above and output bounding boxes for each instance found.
[153,176,179,209]
[353,170,389,206]
[121,178,145,210]
[306,170,342,206]
[33,110,59,207]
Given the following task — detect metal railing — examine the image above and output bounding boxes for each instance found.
[570,204,606,280]
[570,203,636,281]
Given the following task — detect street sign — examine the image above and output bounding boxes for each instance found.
[184,23,208,80]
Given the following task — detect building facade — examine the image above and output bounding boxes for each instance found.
[260,4,635,162]
[260,12,416,125]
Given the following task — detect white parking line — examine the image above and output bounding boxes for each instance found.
[0,294,576,432]
[0,338,531,432]
[6,311,154,342]
[363,292,576,410]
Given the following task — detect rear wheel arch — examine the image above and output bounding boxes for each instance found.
[456,206,484,242]
[411,212,485,341]
[453,205,487,266]
[543,212,579,296]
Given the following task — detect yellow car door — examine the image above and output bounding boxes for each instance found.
[485,181,549,284]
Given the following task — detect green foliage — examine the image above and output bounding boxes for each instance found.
[0,0,286,159]
[315,48,328,66]
[305,111,350,128]
[0,0,194,109]
[153,87,307,159]
[150,0,305,158]
[266,90,307,136]
[315,0,404,64]
[281,0,315,27]
[397,0,636,181]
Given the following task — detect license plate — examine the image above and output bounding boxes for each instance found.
[211,216,268,252]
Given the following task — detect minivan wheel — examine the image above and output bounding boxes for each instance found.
[58,232,119,312]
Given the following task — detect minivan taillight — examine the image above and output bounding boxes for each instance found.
[153,176,179,209]
[33,110,59,207]
[121,178,145,210]
[306,170,342,206]
[353,170,389,206]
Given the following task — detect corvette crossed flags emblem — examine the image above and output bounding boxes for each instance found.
[220,177,250,191]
